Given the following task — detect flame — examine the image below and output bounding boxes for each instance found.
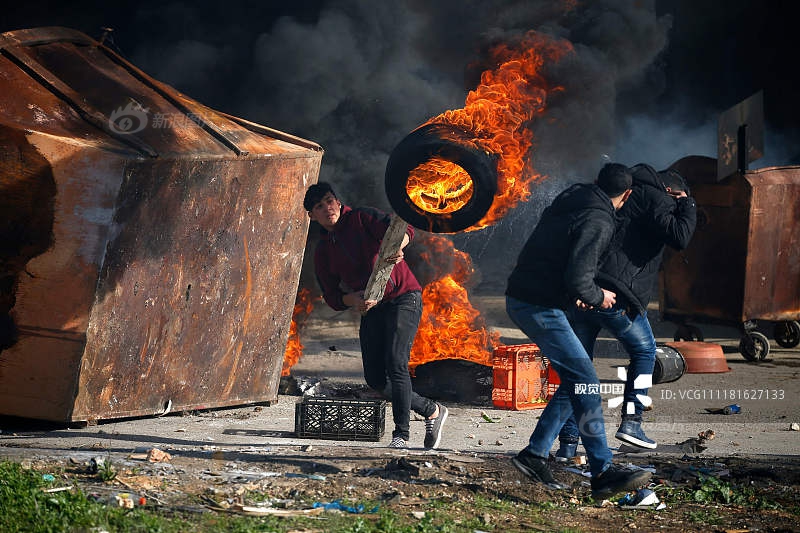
[409,31,572,231]
[409,235,501,372]
[282,288,314,376]
[406,159,473,215]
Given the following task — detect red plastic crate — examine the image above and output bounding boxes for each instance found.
[492,344,560,410]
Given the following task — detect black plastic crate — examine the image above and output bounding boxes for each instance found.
[294,398,386,441]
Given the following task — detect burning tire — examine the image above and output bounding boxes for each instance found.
[385,123,498,233]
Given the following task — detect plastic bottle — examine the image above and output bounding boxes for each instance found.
[722,404,741,415]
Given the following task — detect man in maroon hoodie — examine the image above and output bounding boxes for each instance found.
[303,182,448,450]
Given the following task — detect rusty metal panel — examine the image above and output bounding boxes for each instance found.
[0,27,323,422]
[742,167,800,321]
[660,176,749,324]
[661,157,800,327]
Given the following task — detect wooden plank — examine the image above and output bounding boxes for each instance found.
[363,214,409,303]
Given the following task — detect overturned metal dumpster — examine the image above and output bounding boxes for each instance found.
[660,155,800,361]
[0,27,322,423]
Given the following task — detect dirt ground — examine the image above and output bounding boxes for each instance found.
[3,406,800,533]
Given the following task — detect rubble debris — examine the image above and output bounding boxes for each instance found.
[385,457,420,477]
[146,448,172,463]
[285,472,326,481]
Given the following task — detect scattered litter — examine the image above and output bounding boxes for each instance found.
[698,429,715,440]
[89,457,110,473]
[229,504,324,517]
[285,472,327,481]
[790,422,800,431]
[301,444,314,452]
[114,493,135,509]
[480,411,496,423]
[412,511,426,519]
[146,448,172,463]
[42,474,55,482]
[564,467,591,477]
[312,499,379,514]
[677,429,716,453]
[572,456,587,465]
[705,404,741,415]
[618,488,665,509]
[42,486,72,493]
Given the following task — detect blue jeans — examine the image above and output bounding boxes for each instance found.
[506,296,612,476]
[560,305,657,442]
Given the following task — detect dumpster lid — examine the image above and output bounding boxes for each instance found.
[0,26,322,159]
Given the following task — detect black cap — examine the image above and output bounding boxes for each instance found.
[596,163,632,197]
[303,182,336,211]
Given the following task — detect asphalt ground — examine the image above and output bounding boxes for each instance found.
[1,295,797,463]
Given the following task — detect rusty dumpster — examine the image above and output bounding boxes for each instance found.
[0,27,323,422]
[660,155,800,361]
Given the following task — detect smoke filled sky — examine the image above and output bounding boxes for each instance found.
[4,0,799,285]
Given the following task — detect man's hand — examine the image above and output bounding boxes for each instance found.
[384,250,404,264]
[576,289,616,310]
[343,291,378,313]
[600,288,616,309]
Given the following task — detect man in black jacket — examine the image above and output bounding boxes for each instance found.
[555,164,696,457]
[506,163,653,500]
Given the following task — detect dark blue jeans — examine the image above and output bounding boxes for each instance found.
[506,296,612,476]
[560,305,657,442]
[360,290,436,440]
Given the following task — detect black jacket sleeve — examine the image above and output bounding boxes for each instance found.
[649,194,697,251]
[564,212,615,308]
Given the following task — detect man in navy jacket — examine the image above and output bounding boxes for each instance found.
[304,182,447,450]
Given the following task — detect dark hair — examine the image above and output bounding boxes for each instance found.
[658,168,689,194]
[596,163,632,197]
[303,182,336,211]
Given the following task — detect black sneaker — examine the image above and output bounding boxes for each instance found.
[424,403,448,449]
[512,449,568,490]
[590,464,652,499]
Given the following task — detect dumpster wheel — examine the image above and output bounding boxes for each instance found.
[739,331,770,361]
[774,320,800,348]
[674,324,704,342]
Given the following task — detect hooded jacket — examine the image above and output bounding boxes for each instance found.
[597,164,697,315]
[313,205,421,311]
[506,183,618,310]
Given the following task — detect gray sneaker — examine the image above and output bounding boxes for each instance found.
[424,403,448,449]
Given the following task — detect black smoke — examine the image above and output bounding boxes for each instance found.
[3,0,798,288]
